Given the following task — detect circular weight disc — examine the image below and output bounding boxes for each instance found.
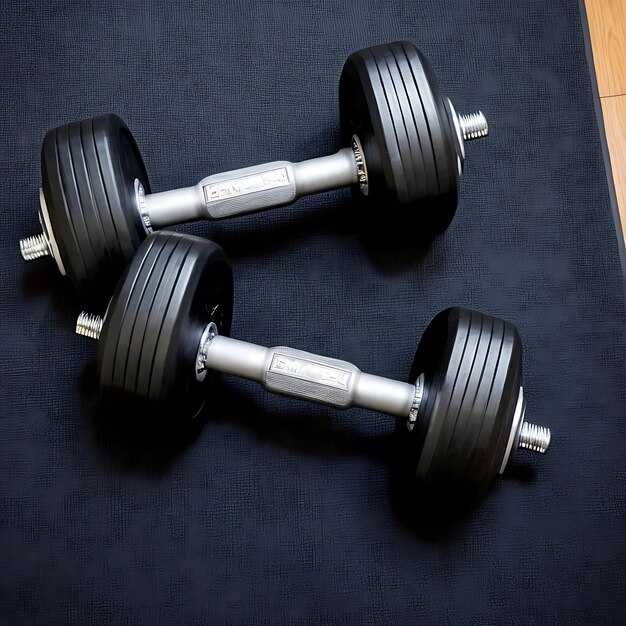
[339,47,407,205]
[55,124,100,281]
[67,121,115,276]
[377,44,433,200]
[123,236,188,399]
[41,126,90,287]
[339,42,460,235]
[79,117,127,275]
[398,42,460,234]
[92,114,149,265]
[400,43,458,196]
[98,231,233,420]
[98,233,162,400]
[41,114,150,292]
[434,315,502,482]
[466,321,522,486]
[364,48,421,203]
[423,311,487,485]
[395,308,522,495]
[385,43,439,199]
[111,233,180,395]
[373,47,428,202]
[392,308,472,490]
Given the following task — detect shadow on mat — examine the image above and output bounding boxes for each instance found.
[209,385,392,461]
[389,446,539,538]
[78,362,206,477]
[81,378,538,538]
[206,198,436,274]
[19,255,115,310]
[20,261,78,306]
[82,380,392,476]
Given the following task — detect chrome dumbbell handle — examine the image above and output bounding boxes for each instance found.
[20,107,489,261]
[142,146,361,230]
[139,107,489,231]
[76,313,550,465]
[199,328,417,418]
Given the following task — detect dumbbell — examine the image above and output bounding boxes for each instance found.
[76,231,550,496]
[21,41,488,293]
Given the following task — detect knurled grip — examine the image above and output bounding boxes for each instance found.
[201,162,297,219]
[142,149,358,228]
[262,347,360,408]
[202,334,416,418]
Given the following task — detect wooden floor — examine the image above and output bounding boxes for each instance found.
[585,0,626,241]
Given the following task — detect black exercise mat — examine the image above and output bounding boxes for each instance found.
[2,1,625,623]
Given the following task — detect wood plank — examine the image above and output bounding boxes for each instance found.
[601,95,626,239]
[585,0,626,97]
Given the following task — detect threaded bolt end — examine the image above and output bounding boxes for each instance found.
[459,111,488,141]
[518,422,551,454]
[76,312,103,340]
[20,233,50,261]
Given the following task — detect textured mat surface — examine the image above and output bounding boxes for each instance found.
[2,1,626,623]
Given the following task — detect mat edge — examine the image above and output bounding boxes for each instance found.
[578,0,626,290]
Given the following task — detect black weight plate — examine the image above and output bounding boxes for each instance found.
[98,232,233,420]
[439,314,500,484]
[391,41,448,199]
[67,121,111,280]
[374,47,429,202]
[141,237,205,418]
[395,308,522,494]
[427,310,486,483]
[380,46,432,201]
[368,49,421,202]
[393,308,470,489]
[357,48,410,203]
[448,318,506,484]
[129,237,185,398]
[400,42,457,200]
[146,239,200,402]
[434,314,507,489]
[147,233,233,418]
[41,115,150,292]
[393,42,458,235]
[338,59,380,194]
[400,43,459,233]
[420,46,460,173]
[92,114,150,284]
[387,43,439,199]
[413,309,473,483]
[79,117,124,270]
[112,234,177,393]
[137,236,195,402]
[339,48,406,205]
[136,238,189,398]
[97,234,159,395]
[41,127,90,288]
[55,124,100,282]
[467,322,522,487]
[147,244,200,415]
